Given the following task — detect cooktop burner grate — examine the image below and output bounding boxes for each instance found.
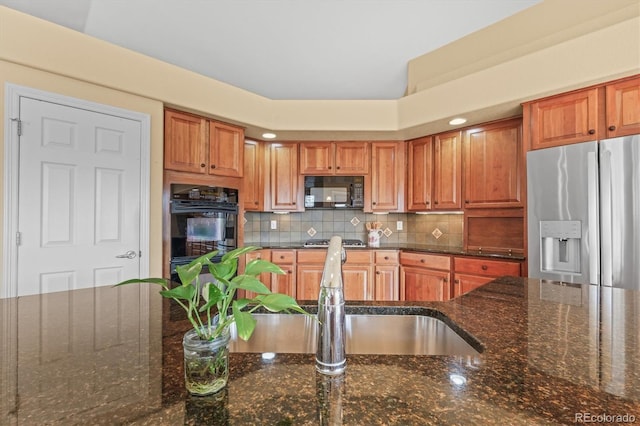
[303,238,366,247]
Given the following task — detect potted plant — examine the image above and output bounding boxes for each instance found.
[115,246,310,396]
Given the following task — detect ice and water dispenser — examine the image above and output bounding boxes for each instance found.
[539,220,582,274]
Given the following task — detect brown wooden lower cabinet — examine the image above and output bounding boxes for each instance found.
[400,252,452,301]
[270,249,296,298]
[452,256,521,297]
[374,251,399,301]
[296,249,385,301]
[241,249,271,299]
[401,266,451,301]
[240,249,297,299]
[241,248,520,302]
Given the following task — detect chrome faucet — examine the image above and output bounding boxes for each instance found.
[316,236,347,375]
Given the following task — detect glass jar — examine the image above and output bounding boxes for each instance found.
[182,326,230,396]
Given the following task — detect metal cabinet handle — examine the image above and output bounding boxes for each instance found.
[210,164,216,169]
[481,265,488,271]
[116,250,137,259]
[608,125,616,131]
[200,163,206,168]
[588,129,595,135]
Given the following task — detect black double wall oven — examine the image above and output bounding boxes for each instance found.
[169,184,238,283]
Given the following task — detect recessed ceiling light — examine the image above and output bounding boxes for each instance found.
[449,117,467,126]
[262,132,277,139]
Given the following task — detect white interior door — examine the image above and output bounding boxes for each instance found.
[16,96,143,296]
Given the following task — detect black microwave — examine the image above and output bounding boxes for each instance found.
[304,176,364,209]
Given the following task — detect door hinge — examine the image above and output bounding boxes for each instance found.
[16,231,21,246]
[10,118,22,136]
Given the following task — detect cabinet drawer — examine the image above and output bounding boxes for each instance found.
[375,250,399,264]
[246,249,269,262]
[345,250,373,264]
[454,257,520,277]
[297,250,327,263]
[297,249,373,264]
[400,252,450,271]
[271,250,295,264]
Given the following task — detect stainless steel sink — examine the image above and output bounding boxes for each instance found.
[229,313,480,356]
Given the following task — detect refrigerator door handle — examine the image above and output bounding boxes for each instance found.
[599,149,613,286]
[587,152,600,285]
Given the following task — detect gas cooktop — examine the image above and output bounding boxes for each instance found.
[303,239,366,248]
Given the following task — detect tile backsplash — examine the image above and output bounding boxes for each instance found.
[243,211,463,247]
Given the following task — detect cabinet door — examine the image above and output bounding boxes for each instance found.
[271,266,295,298]
[296,264,323,300]
[407,137,433,211]
[606,77,640,138]
[270,143,303,211]
[335,142,369,175]
[464,119,522,208]
[242,250,271,299]
[375,265,399,301]
[209,122,244,177]
[343,265,374,300]
[433,131,462,210]
[164,109,206,174]
[530,88,598,149]
[401,266,450,301]
[453,273,490,297]
[370,142,404,212]
[300,142,333,175]
[243,141,264,211]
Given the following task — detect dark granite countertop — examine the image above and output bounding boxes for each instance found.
[251,242,525,261]
[2,277,639,424]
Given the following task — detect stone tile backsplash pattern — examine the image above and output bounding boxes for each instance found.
[243,211,463,247]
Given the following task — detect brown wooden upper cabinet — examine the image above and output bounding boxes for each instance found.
[407,132,462,212]
[368,141,405,212]
[606,76,640,138]
[529,88,598,149]
[526,75,640,149]
[299,141,369,175]
[243,140,265,211]
[464,118,522,208]
[432,131,462,210]
[407,136,433,211]
[269,142,304,212]
[164,109,244,177]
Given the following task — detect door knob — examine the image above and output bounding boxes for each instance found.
[116,250,137,259]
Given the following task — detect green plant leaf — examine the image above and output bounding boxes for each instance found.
[258,293,310,315]
[244,259,284,276]
[232,301,256,341]
[221,246,260,262]
[208,259,237,281]
[176,262,203,287]
[199,282,224,312]
[160,284,196,301]
[234,298,251,310]
[232,275,271,294]
[113,277,169,289]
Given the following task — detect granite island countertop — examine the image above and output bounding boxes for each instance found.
[2,277,639,425]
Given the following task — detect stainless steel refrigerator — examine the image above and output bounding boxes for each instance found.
[527,134,640,289]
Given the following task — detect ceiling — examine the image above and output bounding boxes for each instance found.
[0,0,540,100]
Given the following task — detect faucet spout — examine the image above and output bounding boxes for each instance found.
[316,236,347,375]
